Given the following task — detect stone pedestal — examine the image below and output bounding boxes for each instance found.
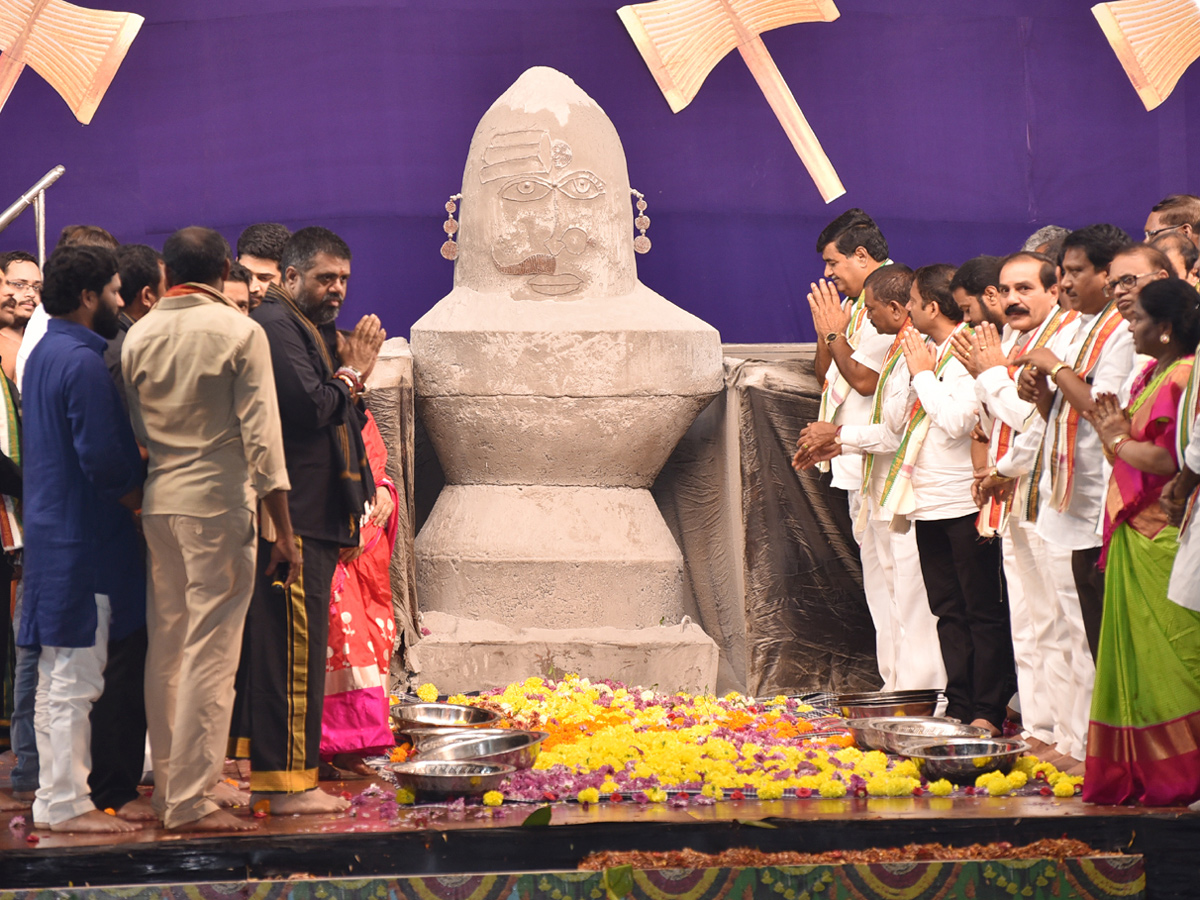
[408,68,723,692]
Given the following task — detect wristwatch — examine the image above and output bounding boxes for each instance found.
[825,331,840,345]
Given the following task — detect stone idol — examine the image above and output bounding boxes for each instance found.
[409,67,722,692]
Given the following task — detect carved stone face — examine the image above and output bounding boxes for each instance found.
[454,68,636,301]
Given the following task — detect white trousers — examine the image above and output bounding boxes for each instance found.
[32,594,110,826]
[1004,523,1073,746]
[1041,541,1095,760]
[859,498,945,691]
[1169,521,1200,612]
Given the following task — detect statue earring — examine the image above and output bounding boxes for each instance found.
[631,189,651,254]
[441,194,463,260]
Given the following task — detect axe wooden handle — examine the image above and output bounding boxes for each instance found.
[737,35,845,203]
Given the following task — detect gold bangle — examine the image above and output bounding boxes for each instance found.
[1049,362,1069,382]
[1111,436,1132,460]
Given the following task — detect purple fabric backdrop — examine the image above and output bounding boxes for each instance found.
[0,0,1188,342]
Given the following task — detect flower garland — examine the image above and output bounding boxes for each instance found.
[392,676,1082,805]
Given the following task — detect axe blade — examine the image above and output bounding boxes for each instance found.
[1093,0,1200,111]
[618,0,837,112]
[5,0,143,124]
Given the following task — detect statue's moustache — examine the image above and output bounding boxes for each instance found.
[495,255,556,275]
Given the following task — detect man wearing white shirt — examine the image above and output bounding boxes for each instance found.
[804,210,895,685]
[1010,225,1134,770]
[796,265,944,691]
[968,252,1072,757]
[897,265,1015,733]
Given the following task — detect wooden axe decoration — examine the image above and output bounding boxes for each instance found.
[0,0,144,124]
[1093,0,1200,110]
[618,0,845,203]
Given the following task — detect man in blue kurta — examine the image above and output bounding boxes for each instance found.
[17,244,145,833]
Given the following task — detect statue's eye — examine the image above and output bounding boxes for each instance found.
[557,172,605,200]
[499,179,553,202]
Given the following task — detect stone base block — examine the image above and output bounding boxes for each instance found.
[415,484,687,629]
[408,610,720,695]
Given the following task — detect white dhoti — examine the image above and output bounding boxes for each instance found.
[1041,540,1095,760]
[32,594,110,826]
[1005,522,1072,746]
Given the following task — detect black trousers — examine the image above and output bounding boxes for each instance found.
[1071,546,1105,662]
[914,514,1016,730]
[230,535,338,793]
[88,625,147,810]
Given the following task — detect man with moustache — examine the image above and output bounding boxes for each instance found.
[969,252,1074,761]
[231,227,384,816]
[997,225,1133,772]
[105,244,167,396]
[0,252,41,382]
[18,244,144,833]
[804,210,896,685]
[795,264,944,692]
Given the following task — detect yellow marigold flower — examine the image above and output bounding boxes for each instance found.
[1053,780,1076,798]
[835,747,863,765]
[396,788,416,805]
[416,682,439,702]
[818,778,847,799]
[1005,770,1028,789]
[577,787,600,804]
[646,788,668,803]
[860,751,888,772]
[701,784,724,800]
[446,693,469,705]
[986,778,1011,796]
[601,780,619,793]
[483,791,504,807]
[756,782,785,800]
[928,779,954,796]
[524,676,545,688]
[890,759,920,779]
[975,771,1003,789]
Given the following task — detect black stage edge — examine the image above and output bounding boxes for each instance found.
[1,809,1197,899]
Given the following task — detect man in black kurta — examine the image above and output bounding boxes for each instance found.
[231,227,384,814]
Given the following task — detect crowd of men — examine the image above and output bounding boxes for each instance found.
[793,196,1200,791]
[0,221,385,833]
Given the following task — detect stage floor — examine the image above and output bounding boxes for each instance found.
[0,769,1195,897]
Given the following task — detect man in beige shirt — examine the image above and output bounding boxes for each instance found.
[122,227,300,833]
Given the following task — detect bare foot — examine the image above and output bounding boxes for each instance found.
[253,789,350,815]
[970,718,1001,737]
[50,809,141,833]
[170,809,258,833]
[331,754,375,777]
[0,791,31,811]
[211,780,250,808]
[1064,760,1087,777]
[116,795,159,822]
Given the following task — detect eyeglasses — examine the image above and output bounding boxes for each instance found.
[1103,272,1157,296]
[1145,223,1185,240]
[6,280,41,295]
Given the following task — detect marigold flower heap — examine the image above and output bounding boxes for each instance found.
[432,675,898,802]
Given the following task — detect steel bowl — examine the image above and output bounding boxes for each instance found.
[836,716,960,751]
[836,690,941,720]
[389,760,514,799]
[418,730,548,770]
[390,701,501,730]
[871,719,992,754]
[901,737,1029,785]
[839,700,937,719]
[835,696,936,710]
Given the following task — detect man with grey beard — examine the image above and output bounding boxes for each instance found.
[230,227,384,816]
